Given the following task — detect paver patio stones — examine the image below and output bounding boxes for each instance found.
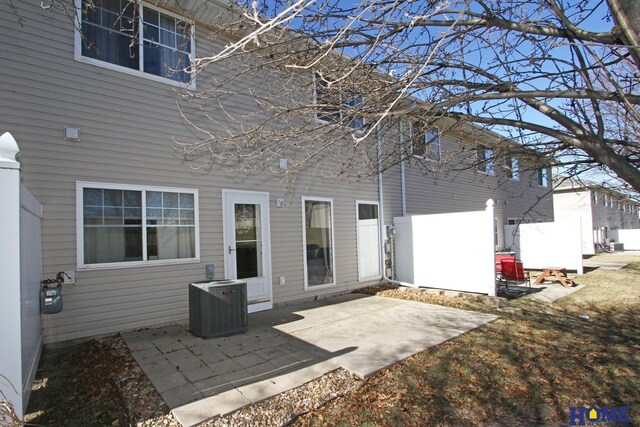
[131,346,163,364]
[254,346,289,361]
[164,348,204,370]
[199,350,229,365]
[182,365,216,383]
[128,294,497,427]
[192,374,230,397]
[231,353,266,369]
[149,371,190,394]
[156,340,186,354]
[209,358,244,376]
[161,383,202,408]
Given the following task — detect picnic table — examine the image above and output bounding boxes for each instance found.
[533,267,574,288]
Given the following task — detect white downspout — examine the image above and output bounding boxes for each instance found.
[377,123,416,287]
[399,122,407,217]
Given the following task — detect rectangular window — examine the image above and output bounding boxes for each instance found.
[77,182,198,268]
[314,73,364,129]
[302,197,335,288]
[77,0,194,86]
[537,168,548,187]
[477,145,495,174]
[411,123,440,161]
[592,191,598,205]
[504,157,519,180]
[357,201,381,280]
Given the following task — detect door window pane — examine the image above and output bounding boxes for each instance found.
[358,203,378,220]
[304,200,334,286]
[234,204,262,279]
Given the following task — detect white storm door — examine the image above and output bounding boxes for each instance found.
[223,190,272,312]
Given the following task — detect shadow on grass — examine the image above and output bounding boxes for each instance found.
[24,339,143,427]
[298,287,639,426]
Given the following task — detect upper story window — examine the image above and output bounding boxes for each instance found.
[504,157,520,180]
[537,168,549,187]
[592,191,598,205]
[476,145,495,175]
[76,0,194,87]
[603,193,610,208]
[410,123,441,162]
[77,182,199,269]
[314,73,364,129]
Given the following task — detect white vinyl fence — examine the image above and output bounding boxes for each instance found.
[394,200,496,296]
[610,229,640,250]
[0,133,43,419]
[504,221,583,274]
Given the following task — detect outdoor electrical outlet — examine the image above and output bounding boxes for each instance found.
[63,271,75,285]
[206,264,214,280]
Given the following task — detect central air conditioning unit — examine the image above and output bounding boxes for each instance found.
[189,279,248,338]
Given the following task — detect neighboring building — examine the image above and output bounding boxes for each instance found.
[1,0,552,345]
[553,177,640,254]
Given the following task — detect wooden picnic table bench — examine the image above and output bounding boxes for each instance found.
[533,267,574,288]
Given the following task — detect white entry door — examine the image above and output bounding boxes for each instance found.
[223,190,272,312]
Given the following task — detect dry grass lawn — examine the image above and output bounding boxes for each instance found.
[295,252,640,426]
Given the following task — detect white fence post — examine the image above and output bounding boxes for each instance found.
[0,132,25,417]
[485,199,497,296]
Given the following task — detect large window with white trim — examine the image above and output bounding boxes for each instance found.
[302,197,335,287]
[78,182,199,268]
[76,0,194,85]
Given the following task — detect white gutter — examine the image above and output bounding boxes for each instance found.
[377,123,417,288]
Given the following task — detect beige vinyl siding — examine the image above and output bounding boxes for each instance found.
[385,132,554,249]
[2,0,381,344]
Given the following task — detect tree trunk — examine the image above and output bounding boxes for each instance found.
[608,0,640,71]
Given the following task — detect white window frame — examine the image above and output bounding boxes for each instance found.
[592,191,598,205]
[302,196,336,290]
[504,156,520,180]
[537,168,549,187]
[476,145,495,175]
[356,200,382,281]
[74,0,196,89]
[76,181,200,270]
[313,73,365,130]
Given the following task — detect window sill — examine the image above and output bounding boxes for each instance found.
[74,55,196,90]
[78,257,200,271]
[358,274,382,282]
[304,282,336,291]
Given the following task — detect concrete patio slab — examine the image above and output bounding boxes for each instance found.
[123,293,496,427]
